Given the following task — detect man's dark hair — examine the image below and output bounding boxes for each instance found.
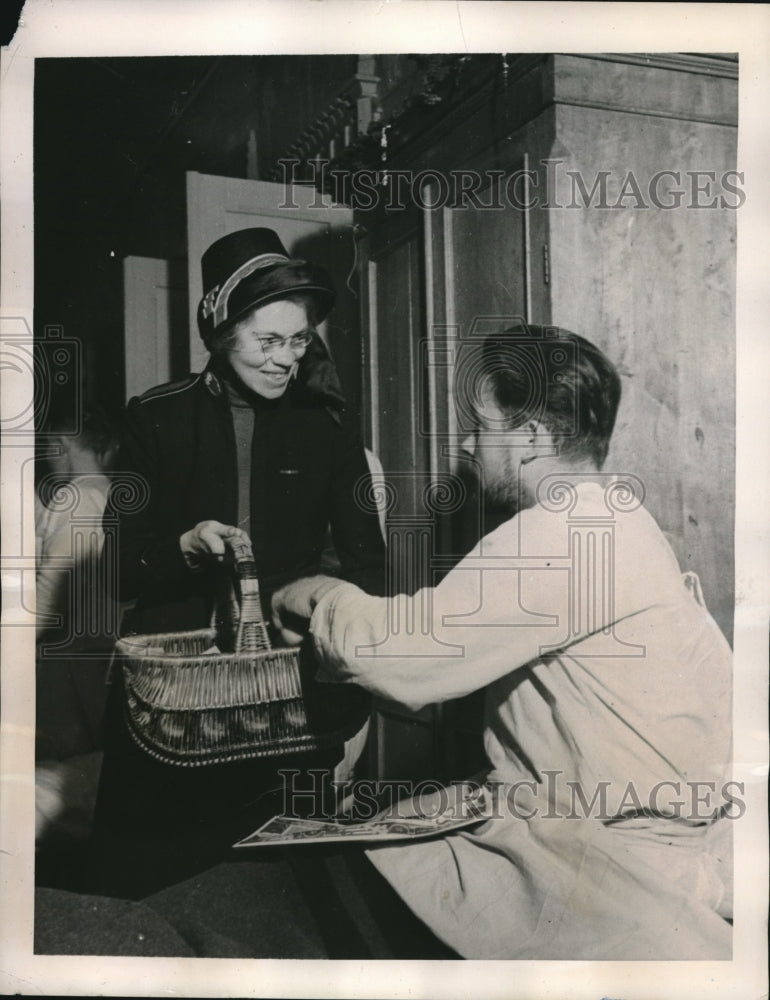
[479,324,621,469]
[45,404,118,469]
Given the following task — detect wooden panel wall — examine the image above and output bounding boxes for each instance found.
[545,102,737,641]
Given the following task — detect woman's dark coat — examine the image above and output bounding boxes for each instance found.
[91,358,385,898]
[109,364,385,635]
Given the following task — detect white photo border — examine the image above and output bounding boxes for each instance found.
[1,2,768,997]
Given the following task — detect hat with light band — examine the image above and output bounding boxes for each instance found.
[197,228,336,348]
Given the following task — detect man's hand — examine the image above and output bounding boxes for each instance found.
[179,520,250,568]
[271,575,346,646]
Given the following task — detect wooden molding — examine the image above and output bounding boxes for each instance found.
[586,52,738,80]
[550,54,738,128]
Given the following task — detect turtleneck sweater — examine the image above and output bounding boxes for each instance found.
[222,375,256,542]
[219,365,286,547]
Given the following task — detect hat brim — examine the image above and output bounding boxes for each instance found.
[201,260,336,346]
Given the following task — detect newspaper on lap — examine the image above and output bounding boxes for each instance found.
[234,785,494,847]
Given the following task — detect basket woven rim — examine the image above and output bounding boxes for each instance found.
[116,627,214,647]
[123,661,303,710]
[115,628,299,666]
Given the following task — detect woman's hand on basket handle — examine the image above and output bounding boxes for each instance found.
[271,575,346,646]
[179,521,250,568]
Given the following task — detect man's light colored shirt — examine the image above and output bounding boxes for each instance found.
[309,481,733,959]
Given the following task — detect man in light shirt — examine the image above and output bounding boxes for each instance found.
[272,325,733,960]
[36,409,117,644]
[35,408,117,848]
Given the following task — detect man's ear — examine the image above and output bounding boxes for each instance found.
[521,420,556,464]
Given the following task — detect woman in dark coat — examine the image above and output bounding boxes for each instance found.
[89,228,386,898]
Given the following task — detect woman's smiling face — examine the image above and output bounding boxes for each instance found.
[225,299,312,398]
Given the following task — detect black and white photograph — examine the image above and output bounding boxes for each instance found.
[1,1,768,997]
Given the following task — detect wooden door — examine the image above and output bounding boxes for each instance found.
[359,207,446,783]
[426,168,532,778]
[185,173,360,413]
[360,168,532,782]
[123,256,188,401]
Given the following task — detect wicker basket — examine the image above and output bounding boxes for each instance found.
[118,537,359,767]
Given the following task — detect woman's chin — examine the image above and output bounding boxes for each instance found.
[256,384,288,399]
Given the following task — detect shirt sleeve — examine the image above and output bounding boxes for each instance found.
[309,505,660,712]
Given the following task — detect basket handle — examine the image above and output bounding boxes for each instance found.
[226,535,271,654]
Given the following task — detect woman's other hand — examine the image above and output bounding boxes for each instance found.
[271,575,345,645]
[179,520,250,568]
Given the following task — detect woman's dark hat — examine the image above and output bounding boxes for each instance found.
[197,228,336,347]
